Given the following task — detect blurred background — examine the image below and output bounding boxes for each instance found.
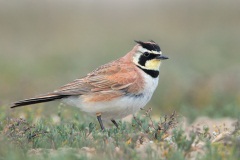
[1,0,240,121]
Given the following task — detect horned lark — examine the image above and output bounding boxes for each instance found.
[11,40,168,130]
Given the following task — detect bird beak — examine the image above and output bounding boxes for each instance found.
[156,55,169,60]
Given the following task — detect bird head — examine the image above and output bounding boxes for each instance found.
[132,40,168,71]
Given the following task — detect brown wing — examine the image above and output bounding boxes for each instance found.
[10,60,144,107]
[53,60,142,96]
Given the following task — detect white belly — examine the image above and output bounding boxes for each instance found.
[63,75,159,120]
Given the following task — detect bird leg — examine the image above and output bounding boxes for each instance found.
[111,119,119,128]
[96,113,105,130]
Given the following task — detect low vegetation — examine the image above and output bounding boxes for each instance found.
[0,106,239,160]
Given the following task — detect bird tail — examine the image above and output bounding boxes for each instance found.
[10,93,69,108]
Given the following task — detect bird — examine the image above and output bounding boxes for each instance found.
[10,40,168,130]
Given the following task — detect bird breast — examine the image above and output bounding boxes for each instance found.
[63,73,159,119]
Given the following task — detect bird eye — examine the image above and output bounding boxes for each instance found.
[143,52,150,57]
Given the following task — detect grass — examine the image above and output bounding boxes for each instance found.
[0,106,239,160]
[1,0,240,116]
[180,104,240,123]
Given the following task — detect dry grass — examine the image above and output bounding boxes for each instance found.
[0,107,239,160]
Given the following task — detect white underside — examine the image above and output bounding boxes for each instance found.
[62,73,159,120]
